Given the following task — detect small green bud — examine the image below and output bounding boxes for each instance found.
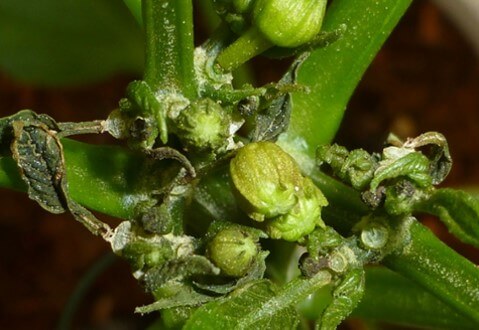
[253,0,327,47]
[175,98,231,151]
[267,177,328,241]
[206,226,259,277]
[360,222,389,250]
[230,141,303,221]
[328,250,349,273]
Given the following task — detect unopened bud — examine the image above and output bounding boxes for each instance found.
[207,226,259,277]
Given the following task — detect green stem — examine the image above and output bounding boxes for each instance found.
[309,169,479,324]
[383,221,479,324]
[0,139,145,219]
[283,0,413,157]
[352,267,476,329]
[142,0,197,99]
[216,27,273,72]
[2,139,479,326]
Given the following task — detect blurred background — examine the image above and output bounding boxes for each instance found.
[0,1,478,329]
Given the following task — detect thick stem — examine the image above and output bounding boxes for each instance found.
[142,0,197,99]
[352,267,476,329]
[383,221,479,324]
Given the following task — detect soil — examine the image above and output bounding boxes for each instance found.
[0,1,478,329]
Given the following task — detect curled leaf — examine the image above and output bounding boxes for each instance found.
[391,132,452,185]
[318,269,365,330]
[10,116,110,237]
[370,150,431,191]
[0,110,57,155]
[11,120,66,214]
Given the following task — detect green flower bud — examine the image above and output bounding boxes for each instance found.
[253,0,327,47]
[175,98,231,151]
[267,177,328,241]
[230,141,303,221]
[206,226,259,277]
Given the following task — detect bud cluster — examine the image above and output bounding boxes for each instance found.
[230,142,328,241]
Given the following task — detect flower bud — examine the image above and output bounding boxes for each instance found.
[230,142,303,222]
[267,177,328,241]
[175,98,231,151]
[206,226,259,277]
[253,0,327,47]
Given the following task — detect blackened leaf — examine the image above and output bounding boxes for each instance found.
[415,188,479,248]
[0,110,57,156]
[249,54,308,142]
[184,271,331,330]
[11,120,66,213]
[10,117,110,237]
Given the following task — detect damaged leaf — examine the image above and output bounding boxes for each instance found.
[249,54,308,142]
[0,110,57,156]
[10,115,110,237]
[390,132,452,185]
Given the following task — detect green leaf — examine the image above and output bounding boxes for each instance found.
[184,271,332,330]
[0,0,143,86]
[415,188,479,248]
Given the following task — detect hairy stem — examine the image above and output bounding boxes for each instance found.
[352,267,476,329]
[142,0,197,98]
[384,221,479,323]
